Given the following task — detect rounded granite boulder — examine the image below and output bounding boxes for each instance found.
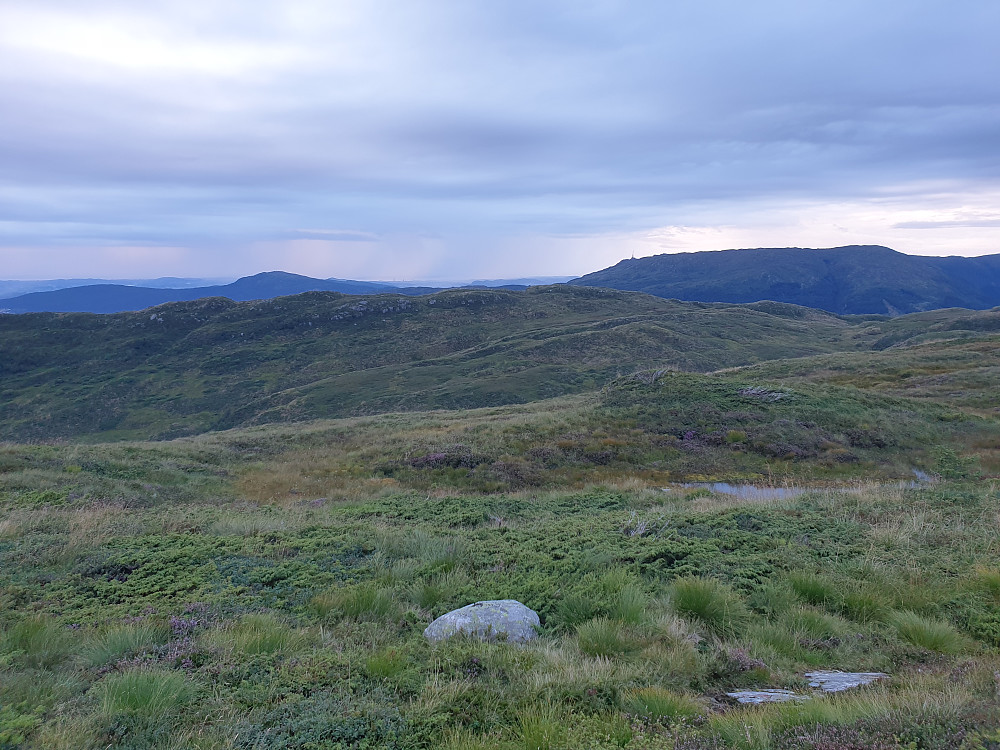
[424,599,540,644]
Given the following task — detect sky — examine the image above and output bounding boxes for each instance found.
[1,1,999,281]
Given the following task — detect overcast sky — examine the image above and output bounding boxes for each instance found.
[2,1,999,280]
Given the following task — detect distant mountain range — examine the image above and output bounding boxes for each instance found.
[3,247,1000,315]
[569,245,1000,315]
[0,272,559,314]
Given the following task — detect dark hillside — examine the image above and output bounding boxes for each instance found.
[568,245,1000,314]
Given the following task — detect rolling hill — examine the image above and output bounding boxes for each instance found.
[2,283,998,442]
[568,245,1000,314]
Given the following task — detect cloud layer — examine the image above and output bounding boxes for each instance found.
[2,1,999,279]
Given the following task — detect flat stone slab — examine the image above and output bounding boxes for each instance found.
[726,689,810,705]
[805,670,889,692]
[424,599,540,644]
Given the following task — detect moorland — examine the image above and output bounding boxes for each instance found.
[1,285,999,749]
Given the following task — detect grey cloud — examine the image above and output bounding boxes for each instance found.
[1,0,999,270]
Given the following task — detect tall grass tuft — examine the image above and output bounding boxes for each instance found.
[83,622,170,667]
[576,617,643,658]
[670,577,749,636]
[98,670,198,717]
[624,686,702,722]
[2,615,74,669]
[609,584,648,624]
[787,571,839,607]
[554,593,600,629]
[312,583,399,622]
[222,613,306,655]
[408,569,470,611]
[890,610,966,653]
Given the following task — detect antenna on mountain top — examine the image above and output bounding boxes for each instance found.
[630,251,635,260]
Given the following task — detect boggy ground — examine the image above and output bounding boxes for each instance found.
[1,369,999,749]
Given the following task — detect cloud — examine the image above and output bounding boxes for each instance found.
[1,1,998,279]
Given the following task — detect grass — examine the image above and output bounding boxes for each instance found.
[311,583,400,622]
[1,616,74,669]
[670,577,750,637]
[623,686,703,721]
[83,622,170,667]
[890,610,968,654]
[97,669,198,717]
[2,323,1000,747]
[214,613,307,656]
[576,617,644,658]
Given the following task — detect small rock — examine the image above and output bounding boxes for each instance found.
[726,689,809,705]
[424,599,540,644]
[805,670,889,692]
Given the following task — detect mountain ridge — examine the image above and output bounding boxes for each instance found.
[568,245,1000,314]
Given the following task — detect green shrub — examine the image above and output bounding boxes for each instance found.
[890,610,966,653]
[2,615,74,669]
[233,690,405,750]
[576,617,643,658]
[624,686,702,721]
[670,577,749,637]
[98,670,197,717]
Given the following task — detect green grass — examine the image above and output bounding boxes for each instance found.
[97,670,198,717]
[890,610,968,654]
[1,616,74,669]
[670,577,750,637]
[2,329,1000,747]
[576,617,644,658]
[83,622,169,667]
[624,686,703,722]
[312,583,400,622]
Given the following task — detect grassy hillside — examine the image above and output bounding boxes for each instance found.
[569,246,1000,315]
[3,284,1000,443]
[0,286,866,442]
[730,334,1000,418]
[1,366,999,748]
